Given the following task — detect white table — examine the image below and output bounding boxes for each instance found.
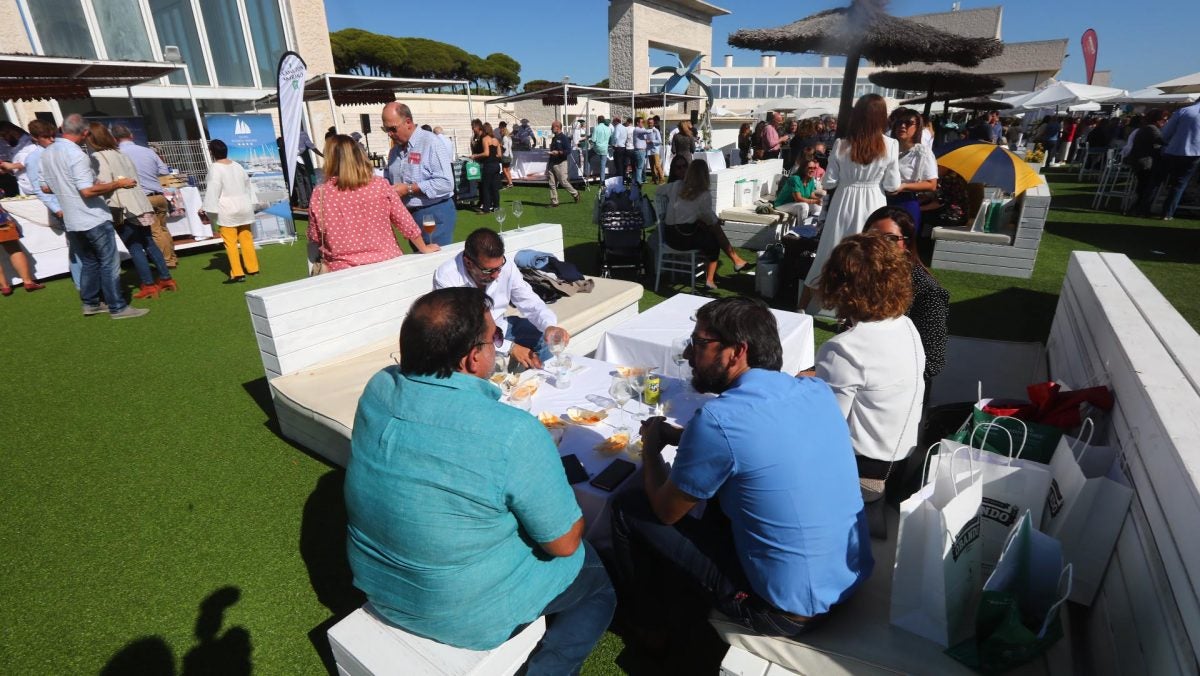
[595,293,816,375]
[510,149,586,181]
[697,149,726,171]
[513,354,712,546]
[0,189,213,285]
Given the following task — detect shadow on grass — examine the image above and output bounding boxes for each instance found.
[1045,219,1200,264]
[948,286,1059,342]
[101,587,252,676]
[241,377,340,469]
[300,470,364,675]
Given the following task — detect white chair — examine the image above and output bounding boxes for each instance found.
[1092,153,1135,213]
[652,216,705,292]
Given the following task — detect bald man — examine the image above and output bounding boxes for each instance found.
[382,101,456,246]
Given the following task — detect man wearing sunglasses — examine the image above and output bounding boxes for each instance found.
[382,101,456,247]
[610,296,872,646]
[433,227,570,370]
[347,287,614,673]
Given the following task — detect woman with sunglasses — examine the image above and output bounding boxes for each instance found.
[887,108,938,235]
[863,206,948,383]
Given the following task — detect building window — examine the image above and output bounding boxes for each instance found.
[27,0,97,58]
[94,0,152,61]
[244,0,287,86]
[199,0,254,87]
[149,0,210,85]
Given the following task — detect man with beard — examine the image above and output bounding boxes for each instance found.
[610,296,872,644]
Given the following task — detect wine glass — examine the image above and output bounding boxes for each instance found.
[421,214,437,240]
[609,376,633,428]
[670,336,691,388]
[494,207,507,232]
[512,201,523,231]
[628,371,648,417]
[546,331,567,359]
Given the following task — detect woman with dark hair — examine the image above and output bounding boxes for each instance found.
[863,206,948,381]
[469,120,501,213]
[815,232,925,509]
[668,121,695,182]
[799,94,900,311]
[308,135,438,273]
[655,159,751,290]
[87,122,175,297]
[203,138,259,283]
[737,122,752,165]
[887,108,938,232]
[1127,109,1168,216]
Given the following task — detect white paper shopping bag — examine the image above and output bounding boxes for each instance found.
[930,420,1054,575]
[1041,421,1133,605]
[891,445,984,647]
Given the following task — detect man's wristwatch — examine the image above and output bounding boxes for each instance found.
[409,182,419,196]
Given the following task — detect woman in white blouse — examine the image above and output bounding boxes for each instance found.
[202,140,259,283]
[654,159,750,290]
[814,233,925,504]
[887,108,939,235]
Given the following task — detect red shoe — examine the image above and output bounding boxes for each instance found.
[24,281,45,292]
[133,283,160,300]
[0,286,11,297]
[157,278,178,292]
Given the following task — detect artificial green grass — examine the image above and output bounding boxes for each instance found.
[1,172,1197,675]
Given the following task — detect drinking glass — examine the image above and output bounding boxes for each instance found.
[628,371,648,417]
[421,214,437,238]
[609,376,633,427]
[495,207,507,232]
[546,331,567,358]
[670,337,689,379]
[509,388,533,412]
[512,201,523,231]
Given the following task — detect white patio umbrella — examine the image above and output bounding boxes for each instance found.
[749,97,807,118]
[1151,71,1200,94]
[1068,101,1101,113]
[999,91,1039,108]
[1112,87,1198,104]
[1017,81,1126,110]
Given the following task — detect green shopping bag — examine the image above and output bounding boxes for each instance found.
[946,511,1072,674]
[464,160,482,181]
[950,403,1063,465]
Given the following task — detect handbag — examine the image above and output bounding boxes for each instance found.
[464,160,482,181]
[0,206,20,242]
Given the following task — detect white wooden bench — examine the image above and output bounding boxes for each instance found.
[931,181,1051,279]
[716,251,1200,674]
[244,223,643,466]
[1045,252,1200,674]
[328,605,545,676]
[711,160,787,250]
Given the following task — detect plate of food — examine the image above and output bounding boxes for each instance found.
[595,432,629,454]
[538,411,566,429]
[566,407,608,425]
[615,365,648,379]
[510,377,540,400]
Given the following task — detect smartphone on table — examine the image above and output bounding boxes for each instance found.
[589,458,637,492]
[560,454,589,485]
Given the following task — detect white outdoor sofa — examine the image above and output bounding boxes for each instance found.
[716,251,1199,675]
[712,159,788,250]
[931,181,1052,279]
[244,223,643,468]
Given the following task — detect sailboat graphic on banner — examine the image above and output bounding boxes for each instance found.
[234,118,252,135]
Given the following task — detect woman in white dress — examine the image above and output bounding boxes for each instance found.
[202,139,259,283]
[799,94,900,312]
[887,107,939,235]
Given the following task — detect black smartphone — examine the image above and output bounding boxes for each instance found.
[589,458,637,492]
[561,454,589,485]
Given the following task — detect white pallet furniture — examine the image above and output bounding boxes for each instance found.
[328,605,545,676]
[1046,252,1200,674]
[931,181,1052,279]
[244,223,643,466]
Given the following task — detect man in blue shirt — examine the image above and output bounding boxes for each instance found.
[1157,101,1200,220]
[346,287,614,673]
[113,125,176,267]
[546,121,579,207]
[590,116,612,184]
[382,102,456,246]
[612,296,872,644]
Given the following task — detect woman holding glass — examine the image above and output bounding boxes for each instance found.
[470,121,502,214]
[308,135,439,273]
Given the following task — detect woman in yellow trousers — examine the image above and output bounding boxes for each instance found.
[202,140,259,283]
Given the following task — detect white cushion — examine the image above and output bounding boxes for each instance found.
[931,226,1012,245]
[719,208,786,225]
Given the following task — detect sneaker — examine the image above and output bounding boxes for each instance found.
[573,193,580,203]
[82,303,109,316]
[110,306,150,320]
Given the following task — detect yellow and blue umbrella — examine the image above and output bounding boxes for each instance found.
[935,140,1044,195]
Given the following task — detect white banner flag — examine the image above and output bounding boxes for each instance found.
[276,51,307,194]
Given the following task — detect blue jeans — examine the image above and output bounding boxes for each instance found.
[508,317,552,363]
[68,222,126,313]
[633,150,647,186]
[1159,154,1200,219]
[611,489,814,638]
[523,542,616,676]
[408,198,455,246]
[594,149,609,184]
[116,218,171,285]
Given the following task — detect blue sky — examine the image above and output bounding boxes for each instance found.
[324,0,1194,91]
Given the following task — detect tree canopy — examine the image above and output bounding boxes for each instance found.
[330,29,521,94]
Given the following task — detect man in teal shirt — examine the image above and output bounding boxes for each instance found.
[773,158,823,223]
[346,288,614,673]
[590,116,612,184]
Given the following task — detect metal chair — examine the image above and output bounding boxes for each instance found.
[1076,143,1109,182]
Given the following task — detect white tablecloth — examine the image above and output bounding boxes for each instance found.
[595,293,816,374]
[0,189,210,284]
[514,354,712,546]
[510,150,588,181]
[696,150,726,171]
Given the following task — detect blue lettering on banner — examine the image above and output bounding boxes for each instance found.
[951,516,982,561]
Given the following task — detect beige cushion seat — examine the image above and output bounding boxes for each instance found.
[931,225,1013,245]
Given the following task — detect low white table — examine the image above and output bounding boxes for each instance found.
[595,293,816,375]
[513,354,712,547]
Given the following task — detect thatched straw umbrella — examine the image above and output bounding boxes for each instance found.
[948,97,1014,111]
[728,0,1002,135]
[869,69,1004,118]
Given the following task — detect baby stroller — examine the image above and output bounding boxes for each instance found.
[593,179,651,278]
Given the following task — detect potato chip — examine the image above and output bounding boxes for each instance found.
[595,433,629,453]
[566,407,607,425]
[511,381,539,399]
[538,411,566,429]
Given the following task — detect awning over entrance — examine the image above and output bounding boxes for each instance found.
[0,53,180,101]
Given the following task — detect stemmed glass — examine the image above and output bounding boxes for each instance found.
[609,376,634,430]
[494,207,507,232]
[421,214,437,240]
[628,370,648,417]
[547,331,567,359]
[512,201,523,231]
[670,336,690,386]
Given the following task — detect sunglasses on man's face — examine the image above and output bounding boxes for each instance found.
[477,325,504,350]
[383,125,401,134]
[467,254,506,276]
